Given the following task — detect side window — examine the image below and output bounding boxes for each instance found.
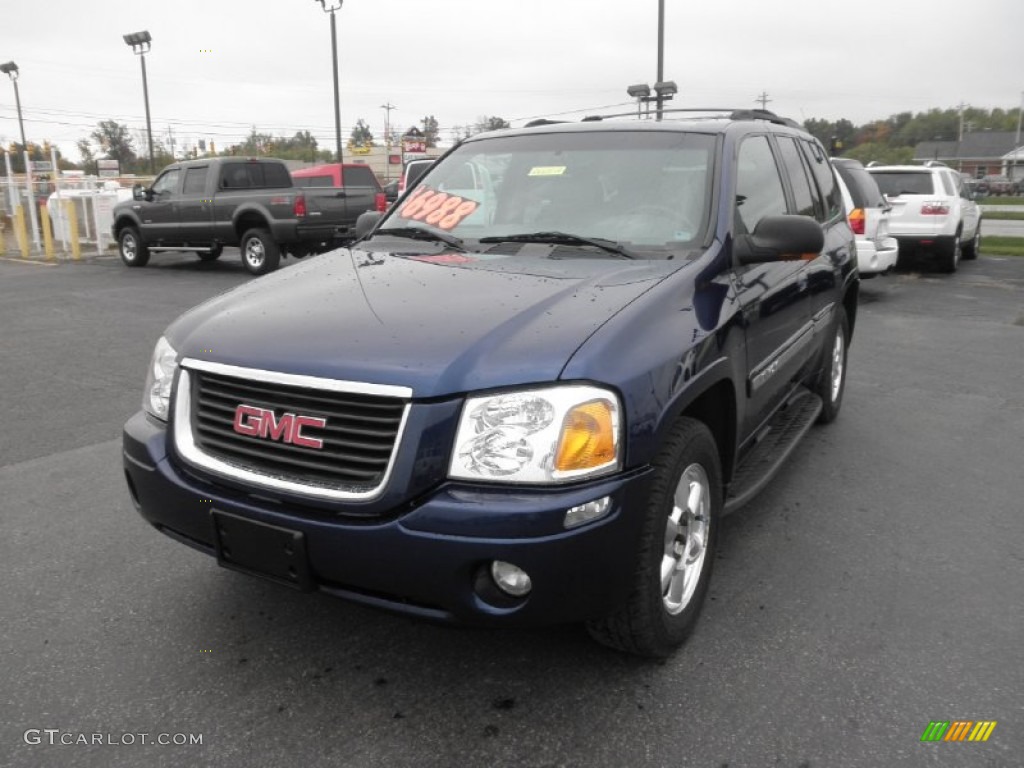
[220,163,252,189]
[735,135,787,234]
[151,169,180,196]
[182,167,208,195]
[800,140,842,221]
[776,138,817,217]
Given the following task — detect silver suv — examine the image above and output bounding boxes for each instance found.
[866,161,981,273]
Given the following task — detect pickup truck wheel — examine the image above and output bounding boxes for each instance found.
[586,418,720,658]
[961,228,980,260]
[815,306,848,424]
[197,245,223,261]
[118,227,150,267]
[240,229,281,275]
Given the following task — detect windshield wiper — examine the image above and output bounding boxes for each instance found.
[375,226,465,251]
[479,231,636,259]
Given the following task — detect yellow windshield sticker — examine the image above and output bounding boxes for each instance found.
[528,166,567,177]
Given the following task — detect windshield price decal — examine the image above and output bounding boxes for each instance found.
[399,187,479,230]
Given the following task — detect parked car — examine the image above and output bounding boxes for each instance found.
[123,110,858,657]
[398,157,435,196]
[832,158,898,277]
[975,175,1019,197]
[866,161,981,272]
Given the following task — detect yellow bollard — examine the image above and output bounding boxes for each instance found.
[64,200,81,260]
[40,203,55,261]
[13,204,30,259]
[0,217,5,255]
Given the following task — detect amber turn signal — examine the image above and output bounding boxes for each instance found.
[554,399,617,472]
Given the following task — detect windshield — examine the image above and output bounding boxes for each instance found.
[870,171,936,197]
[379,130,716,256]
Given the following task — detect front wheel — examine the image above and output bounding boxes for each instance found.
[815,306,849,424]
[118,227,150,268]
[240,229,281,276]
[587,418,721,658]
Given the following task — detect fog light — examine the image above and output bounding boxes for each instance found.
[491,560,532,597]
[564,495,611,529]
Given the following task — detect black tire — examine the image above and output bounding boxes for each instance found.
[961,227,980,260]
[939,232,961,273]
[240,228,281,276]
[815,305,849,424]
[586,418,721,658]
[197,245,223,262]
[118,227,150,268]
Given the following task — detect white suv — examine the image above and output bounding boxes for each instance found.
[832,158,898,277]
[866,161,981,273]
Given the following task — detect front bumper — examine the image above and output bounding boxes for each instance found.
[123,411,653,627]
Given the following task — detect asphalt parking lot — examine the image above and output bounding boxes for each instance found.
[2,250,1022,768]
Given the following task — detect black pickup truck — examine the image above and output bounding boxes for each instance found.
[111,157,384,275]
[123,111,858,657]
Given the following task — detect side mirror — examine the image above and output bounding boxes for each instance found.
[132,184,146,201]
[734,215,824,265]
[354,211,383,240]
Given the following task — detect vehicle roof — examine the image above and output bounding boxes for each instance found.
[462,113,814,143]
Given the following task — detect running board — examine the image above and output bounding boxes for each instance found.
[724,388,823,514]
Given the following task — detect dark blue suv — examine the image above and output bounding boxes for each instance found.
[123,110,858,657]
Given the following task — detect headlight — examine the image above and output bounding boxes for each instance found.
[449,385,621,484]
[142,336,179,421]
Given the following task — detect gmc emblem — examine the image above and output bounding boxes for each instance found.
[232,405,327,449]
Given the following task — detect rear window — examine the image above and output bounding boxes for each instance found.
[870,171,936,197]
[405,161,434,188]
[834,164,885,208]
[342,166,380,188]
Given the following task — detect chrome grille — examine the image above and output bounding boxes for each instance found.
[175,361,410,500]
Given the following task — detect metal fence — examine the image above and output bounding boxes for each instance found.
[1,172,150,258]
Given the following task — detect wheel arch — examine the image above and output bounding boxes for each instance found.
[650,366,738,487]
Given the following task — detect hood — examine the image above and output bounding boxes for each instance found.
[166,246,686,398]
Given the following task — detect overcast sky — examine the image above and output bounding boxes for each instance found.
[2,0,1022,163]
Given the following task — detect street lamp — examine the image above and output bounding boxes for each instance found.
[0,61,27,148]
[314,0,344,164]
[122,30,155,174]
[626,81,676,120]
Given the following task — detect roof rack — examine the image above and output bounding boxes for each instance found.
[530,107,801,128]
[923,160,949,168]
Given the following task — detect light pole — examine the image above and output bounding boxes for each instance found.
[381,102,396,180]
[655,0,666,120]
[0,62,27,148]
[1,59,40,248]
[123,30,155,174]
[314,0,345,164]
[626,81,676,120]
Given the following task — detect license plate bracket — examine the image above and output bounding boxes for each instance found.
[211,510,313,591]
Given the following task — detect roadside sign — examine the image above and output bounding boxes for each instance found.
[97,159,120,178]
[30,160,53,172]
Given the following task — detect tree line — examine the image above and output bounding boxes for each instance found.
[3,106,1019,176]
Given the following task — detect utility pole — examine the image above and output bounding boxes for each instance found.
[380,101,396,181]
[957,101,968,142]
[1014,91,1023,183]
[756,91,771,111]
[655,0,665,120]
[167,125,176,160]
